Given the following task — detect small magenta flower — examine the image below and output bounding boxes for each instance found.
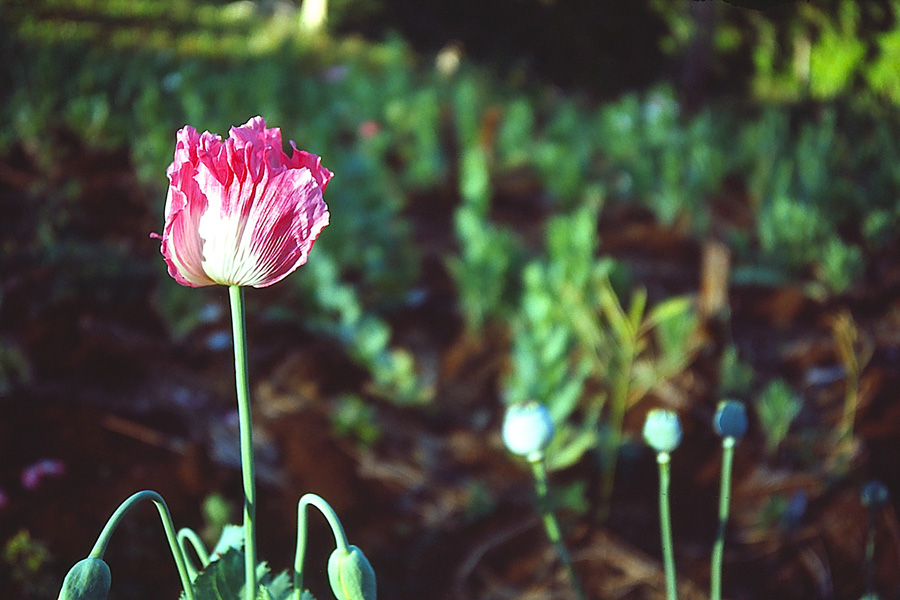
[502,401,555,461]
[156,116,332,288]
[21,458,66,491]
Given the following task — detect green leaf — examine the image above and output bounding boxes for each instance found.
[720,344,755,396]
[642,296,693,333]
[627,287,647,332]
[188,550,297,600]
[260,571,293,600]
[210,525,244,558]
[546,420,599,472]
[191,548,244,600]
[597,277,632,345]
[256,587,273,600]
[755,379,802,453]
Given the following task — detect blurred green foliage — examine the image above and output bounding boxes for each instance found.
[3,0,899,445]
[3,1,436,403]
[718,343,755,398]
[653,1,900,104]
[755,379,802,455]
[330,393,381,446]
[503,202,698,517]
[3,530,55,597]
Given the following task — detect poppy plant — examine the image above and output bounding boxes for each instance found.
[155,117,334,600]
[60,119,372,600]
[157,116,332,288]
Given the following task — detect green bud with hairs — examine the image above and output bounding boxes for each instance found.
[327,545,377,600]
[58,558,111,600]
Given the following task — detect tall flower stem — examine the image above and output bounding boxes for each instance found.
[293,493,350,600]
[864,507,877,597]
[657,452,678,600]
[710,437,735,600]
[88,490,195,600]
[530,459,586,600]
[229,285,257,600]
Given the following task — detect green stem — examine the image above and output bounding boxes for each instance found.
[599,344,635,521]
[865,508,876,597]
[657,452,678,600]
[710,437,735,600]
[88,490,195,600]
[293,493,351,600]
[530,459,587,600]
[229,285,257,600]
[177,527,211,579]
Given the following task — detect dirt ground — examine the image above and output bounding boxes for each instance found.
[2,138,900,600]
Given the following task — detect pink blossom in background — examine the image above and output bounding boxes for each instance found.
[0,489,8,509]
[358,120,381,139]
[20,458,66,491]
[156,116,332,288]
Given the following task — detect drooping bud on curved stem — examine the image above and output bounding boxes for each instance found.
[327,545,377,600]
[294,493,376,600]
[84,490,195,600]
[58,557,111,600]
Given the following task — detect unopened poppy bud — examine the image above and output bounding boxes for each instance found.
[643,409,682,454]
[58,557,111,600]
[502,401,555,461]
[713,400,748,439]
[327,545,377,600]
[861,480,889,509]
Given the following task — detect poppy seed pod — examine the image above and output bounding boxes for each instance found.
[327,545,377,600]
[713,400,748,439]
[643,409,682,454]
[58,557,111,600]
[861,480,889,509]
[502,402,555,460]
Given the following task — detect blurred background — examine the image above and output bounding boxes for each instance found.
[3,0,900,598]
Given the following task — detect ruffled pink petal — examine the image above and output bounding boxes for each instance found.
[288,141,333,191]
[157,117,330,288]
[245,168,330,287]
[160,162,216,287]
[192,157,329,287]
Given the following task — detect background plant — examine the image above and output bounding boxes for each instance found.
[755,379,802,456]
[504,202,699,515]
[4,0,900,597]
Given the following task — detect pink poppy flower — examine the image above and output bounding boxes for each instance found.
[157,116,332,288]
